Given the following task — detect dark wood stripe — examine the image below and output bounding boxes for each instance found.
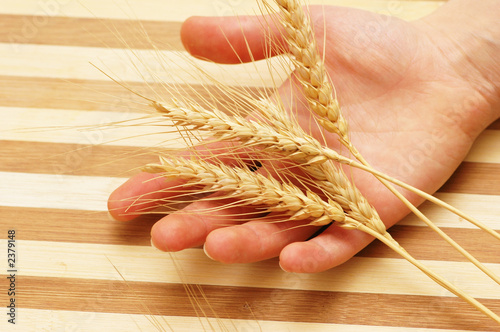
[0,76,145,111]
[488,119,500,130]
[0,206,155,246]
[3,275,498,330]
[359,225,500,264]
[0,14,183,50]
[0,75,270,113]
[0,140,157,177]
[439,161,500,196]
[0,76,146,112]
[1,206,498,264]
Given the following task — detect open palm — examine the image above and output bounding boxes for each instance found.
[108,5,499,272]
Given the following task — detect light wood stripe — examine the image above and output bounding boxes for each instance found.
[2,276,496,331]
[0,43,290,86]
[464,130,500,164]
[398,192,500,230]
[4,240,500,300]
[0,171,126,211]
[0,107,187,148]
[0,308,471,332]
[1,0,444,21]
[0,0,267,21]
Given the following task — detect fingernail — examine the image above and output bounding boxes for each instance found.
[279,261,290,273]
[150,238,161,251]
[203,244,215,260]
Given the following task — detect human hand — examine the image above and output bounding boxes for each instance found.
[108,1,500,273]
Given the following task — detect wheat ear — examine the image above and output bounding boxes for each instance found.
[152,99,348,166]
[143,156,345,225]
[272,0,350,144]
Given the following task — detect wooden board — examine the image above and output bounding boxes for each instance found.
[1,0,500,331]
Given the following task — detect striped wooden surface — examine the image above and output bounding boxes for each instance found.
[1,0,499,331]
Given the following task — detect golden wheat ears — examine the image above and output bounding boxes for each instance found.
[105,0,500,324]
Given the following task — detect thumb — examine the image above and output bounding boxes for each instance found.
[180,14,287,64]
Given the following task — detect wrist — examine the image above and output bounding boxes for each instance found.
[416,0,500,124]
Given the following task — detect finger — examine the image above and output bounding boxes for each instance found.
[203,214,318,264]
[278,224,374,273]
[180,14,287,64]
[108,172,186,221]
[150,196,265,252]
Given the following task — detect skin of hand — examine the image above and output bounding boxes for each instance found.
[108,0,500,273]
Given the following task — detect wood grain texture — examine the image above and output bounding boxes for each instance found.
[440,162,500,195]
[0,76,269,112]
[0,1,499,331]
[0,14,184,50]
